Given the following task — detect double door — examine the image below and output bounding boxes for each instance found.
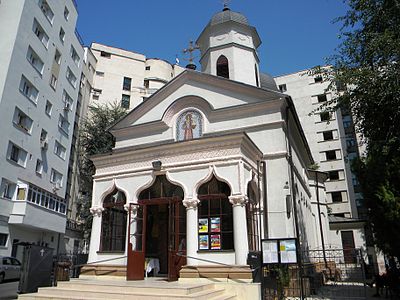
[127,197,186,281]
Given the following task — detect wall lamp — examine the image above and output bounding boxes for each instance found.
[152,160,162,171]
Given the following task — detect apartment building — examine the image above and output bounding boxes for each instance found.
[90,43,185,109]
[275,71,370,253]
[0,0,85,258]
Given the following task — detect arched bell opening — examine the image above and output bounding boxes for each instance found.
[216,55,229,79]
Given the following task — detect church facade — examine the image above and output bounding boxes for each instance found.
[86,7,330,286]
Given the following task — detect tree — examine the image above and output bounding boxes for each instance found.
[77,102,128,236]
[315,0,400,258]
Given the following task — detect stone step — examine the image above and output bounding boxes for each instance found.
[56,280,212,295]
[19,285,227,300]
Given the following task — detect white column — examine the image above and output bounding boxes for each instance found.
[229,195,249,265]
[88,206,104,263]
[182,198,199,266]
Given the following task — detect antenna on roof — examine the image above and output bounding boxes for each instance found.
[182,40,200,70]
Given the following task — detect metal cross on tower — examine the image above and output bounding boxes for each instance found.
[222,0,231,10]
[182,40,200,69]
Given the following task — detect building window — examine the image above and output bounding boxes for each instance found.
[27,46,44,74]
[323,131,334,141]
[58,115,70,135]
[100,51,111,58]
[325,150,337,161]
[317,94,327,103]
[64,6,69,20]
[101,189,127,252]
[1,179,16,200]
[39,0,54,24]
[123,77,131,91]
[62,90,73,110]
[49,74,57,90]
[145,66,150,70]
[59,27,65,44]
[216,55,229,79]
[66,67,77,88]
[121,94,130,109]
[279,84,287,92]
[50,169,63,188]
[95,71,104,77]
[144,79,149,89]
[54,49,61,65]
[254,65,259,87]
[13,107,33,133]
[0,233,8,247]
[198,176,233,251]
[70,46,80,66]
[35,159,43,174]
[314,76,323,83]
[246,183,260,251]
[328,171,340,181]
[7,142,27,167]
[54,141,66,159]
[331,191,343,203]
[33,19,49,48]
[45,100,52,116]
[320,112,331,122]
[20,76,39,103]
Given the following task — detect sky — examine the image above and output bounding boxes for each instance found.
[75,0,349,77]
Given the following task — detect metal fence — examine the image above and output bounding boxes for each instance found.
[263,248,367,299]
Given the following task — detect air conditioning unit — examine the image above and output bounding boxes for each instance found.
[40,139,48,150]
[64,102,71,111]
[55,182,61,189]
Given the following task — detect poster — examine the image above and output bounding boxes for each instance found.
[280,239,297,263]
[210,217,221,232]
[262,240,279,264]
[198,218,208,233]
[199,235,209,250]
[210,234,221,250]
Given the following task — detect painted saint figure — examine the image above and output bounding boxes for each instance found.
[182,113,196,140]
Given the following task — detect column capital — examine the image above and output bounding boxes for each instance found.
[183,198,200,210]
[90,206,104,217]
[229,195,248,207]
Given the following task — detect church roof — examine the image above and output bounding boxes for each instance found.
[260,72,279,92]
[209,9,249,27]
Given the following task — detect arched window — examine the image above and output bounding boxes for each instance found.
[246,182,260,251]
[198,175,233,250]
[216,55,229,79]
[101,189,127,252]
[254,64,259,87]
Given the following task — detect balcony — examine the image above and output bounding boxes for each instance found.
[8,201,66,233]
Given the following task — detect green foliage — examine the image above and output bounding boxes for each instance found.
[77,102,128,234]
[315,0,400,257]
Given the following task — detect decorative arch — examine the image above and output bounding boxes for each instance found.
[194,166,233,199]
[99,179,130,206]
[216,55,229,79]
[176,110,203,141]
[138,175,184,200]
[100,188,127,252]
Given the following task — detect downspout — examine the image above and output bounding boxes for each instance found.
[315,171,328,268]
[261,161,268,239]
[285,100,304,299]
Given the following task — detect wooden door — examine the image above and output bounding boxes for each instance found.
[168,198,186,281]
[127,203,146,280]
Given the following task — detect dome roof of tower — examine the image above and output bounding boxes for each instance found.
[260,72,279,92]
[209,8,249,27]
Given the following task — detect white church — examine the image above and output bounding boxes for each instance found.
[84,6,331,294]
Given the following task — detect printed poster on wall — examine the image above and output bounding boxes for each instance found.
[210,234,221,250]
[280,239,297,263]
[210,217,221,233]
[198,218,208,233]
[199,235,209,250]
[262,240,279,264]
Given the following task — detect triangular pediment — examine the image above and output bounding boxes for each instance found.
[110,70,284,132]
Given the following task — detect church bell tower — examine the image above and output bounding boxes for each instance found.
[196,6,262,87]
